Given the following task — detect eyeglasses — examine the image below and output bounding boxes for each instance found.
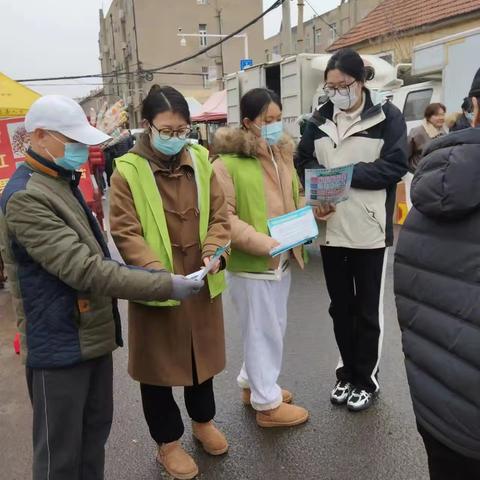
[152,125,192,140]
[323,81,357,98]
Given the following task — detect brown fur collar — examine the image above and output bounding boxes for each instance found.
[212,127,294,158]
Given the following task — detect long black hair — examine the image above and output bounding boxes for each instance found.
[240,88,282,127]
[324,48,375,83]
[141,85,191,124]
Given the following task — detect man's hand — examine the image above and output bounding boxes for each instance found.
[313,204,336,221]
[170,275,204,300]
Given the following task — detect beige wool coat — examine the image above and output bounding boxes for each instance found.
[109,134,230,386]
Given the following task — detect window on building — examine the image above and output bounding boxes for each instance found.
[272,45,280,56]
[330,23,337,42]
[316,28,322,48]
[202,66,209,88]
[199,24,208,47]
[305,36,311,52]
[403,89,433,122]
[197,0,207,4]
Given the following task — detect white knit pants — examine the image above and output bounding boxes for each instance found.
[228,271,292,411]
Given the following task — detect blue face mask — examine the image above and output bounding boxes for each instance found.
[259,121,283,145]
[466,112,475,123]
[47,133,89,171]
[151,129,187,156]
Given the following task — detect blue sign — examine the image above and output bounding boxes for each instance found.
[240,58,254,70]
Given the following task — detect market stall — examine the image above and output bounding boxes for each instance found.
[191,90,227,149]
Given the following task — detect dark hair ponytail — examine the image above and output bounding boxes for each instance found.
[141,85,191,124]
[240,88,282,127]
[325,48,375,83]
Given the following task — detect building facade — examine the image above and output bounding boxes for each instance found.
[264,0,382,60]
[98,0,265,126]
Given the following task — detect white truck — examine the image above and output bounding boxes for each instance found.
[411,27,480,114]
[226,53,403,141]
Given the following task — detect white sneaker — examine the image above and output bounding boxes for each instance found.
[330,381,352,405]
[347,388,375,412]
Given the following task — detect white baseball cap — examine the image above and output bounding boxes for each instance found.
[25,95,111,145]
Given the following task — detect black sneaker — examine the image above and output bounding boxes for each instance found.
[346,388,375,412]
[330,381,352,405]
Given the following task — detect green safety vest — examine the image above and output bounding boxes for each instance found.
[116,144,226,307]
[218,153,301,273]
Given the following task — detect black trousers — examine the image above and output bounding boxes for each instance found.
[140,375,215,444]
[27,354,113,480]
[417,422,480,479]
[321,246,387,393]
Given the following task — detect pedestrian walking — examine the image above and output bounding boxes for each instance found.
[213,87,314,428]
[0,95,202,480]
[296,48,408,412]
[109,85,230,480]
[394,68,480,480]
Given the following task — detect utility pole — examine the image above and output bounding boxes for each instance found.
[297,0,305,53]
[132,0,143,126]
[109,13,121,97]
[281,0,293,56]
[215,0,225,91]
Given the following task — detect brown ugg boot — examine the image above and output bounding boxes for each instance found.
[192,421,229,455]
[242,388,293,406]
[256,403,309,428]
[156,441,198,480]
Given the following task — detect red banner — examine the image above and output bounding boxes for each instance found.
[0,117,28,194]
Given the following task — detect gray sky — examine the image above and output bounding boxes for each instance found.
[0,0,340,99]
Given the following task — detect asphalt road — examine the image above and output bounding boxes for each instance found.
[0,243,428,480]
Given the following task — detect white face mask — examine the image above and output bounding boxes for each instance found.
[330,90,359,110]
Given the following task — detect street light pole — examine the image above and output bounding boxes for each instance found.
[281,0,293,56]
[297,0,305,53]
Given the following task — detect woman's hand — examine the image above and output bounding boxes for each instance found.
[203,256,221,275]
[313,204,336,221]
[265,237,281,256]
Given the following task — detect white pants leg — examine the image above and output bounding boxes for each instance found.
[228,271,291,411]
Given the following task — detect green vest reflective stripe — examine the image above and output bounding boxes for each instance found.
[116,144,226,307]
[219,153,301,273]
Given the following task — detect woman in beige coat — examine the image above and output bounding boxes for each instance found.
[213,88,313,428]
[109,85,230,480]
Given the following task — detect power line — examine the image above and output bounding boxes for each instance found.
[15,0,286,84]
[142,0,286,74]
[304,0,338,33]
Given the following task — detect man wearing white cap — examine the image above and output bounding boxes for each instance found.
[0,95,203,480]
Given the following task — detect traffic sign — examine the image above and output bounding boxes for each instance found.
[240,58,253,70]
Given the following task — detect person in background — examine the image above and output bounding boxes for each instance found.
[404,103,447,210]
[407,103,447,174]
[88,144,106,197]
[296,48,408,412]
[109,85,230,480]
[103,131,135,186]
[394,68,480,480]
[0,95,201,480]
[213,88,312,428]
[449,97,474,132]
